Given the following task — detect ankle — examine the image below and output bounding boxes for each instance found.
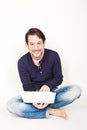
[49,108,55,115]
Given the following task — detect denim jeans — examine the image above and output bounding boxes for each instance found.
[7,85,81,119]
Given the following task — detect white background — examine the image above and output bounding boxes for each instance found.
[0,0,87,100]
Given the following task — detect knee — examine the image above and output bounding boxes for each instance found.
[6,96,22,113]
[71,85,81,98]
[7,97,16,113]
[7,99,14,113]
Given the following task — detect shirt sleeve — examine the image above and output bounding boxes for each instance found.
[18,58,35,91]
[44,52,63,90]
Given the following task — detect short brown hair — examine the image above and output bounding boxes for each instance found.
[25,28,46,44]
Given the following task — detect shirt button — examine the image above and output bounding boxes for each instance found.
[40,71,42,74]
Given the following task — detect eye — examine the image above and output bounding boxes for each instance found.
[37,42,41,45]
[30,42,34,46]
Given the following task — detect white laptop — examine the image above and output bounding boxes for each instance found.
[21,91,56,103]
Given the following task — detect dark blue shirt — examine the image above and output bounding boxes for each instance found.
[18,49,63,91]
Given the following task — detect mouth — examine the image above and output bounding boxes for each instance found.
[33,50,41,54]
[33,50,40,53]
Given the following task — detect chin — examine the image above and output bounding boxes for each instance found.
[33,53,42,58]
[35,56,41,59]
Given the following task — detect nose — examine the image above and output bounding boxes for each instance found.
[34,45,38,50]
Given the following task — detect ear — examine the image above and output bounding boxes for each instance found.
[43,41,45,47]
[25,42,29,49]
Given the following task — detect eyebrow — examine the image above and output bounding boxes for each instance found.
[29,40,42,44]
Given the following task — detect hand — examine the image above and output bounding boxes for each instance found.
[40,85,50,92]
[33,102,48,109]
[32,85,50,109]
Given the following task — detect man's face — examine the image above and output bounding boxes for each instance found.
[26,34,45,60]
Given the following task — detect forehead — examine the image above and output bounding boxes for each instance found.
[28,34,42,43]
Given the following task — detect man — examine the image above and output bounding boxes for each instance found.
[7,28,81,119]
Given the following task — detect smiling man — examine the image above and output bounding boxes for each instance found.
[7,28,81,119]
[27,34,45,60]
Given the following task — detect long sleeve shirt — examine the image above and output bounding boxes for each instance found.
[18,49,63,91]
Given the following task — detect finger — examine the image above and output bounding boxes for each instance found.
[32,102,37,105]
[39,102,44,107]
[40,103,48,108]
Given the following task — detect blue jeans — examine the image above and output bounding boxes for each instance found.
[7,85,81,118]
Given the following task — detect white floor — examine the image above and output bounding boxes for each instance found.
[0,96,87,130]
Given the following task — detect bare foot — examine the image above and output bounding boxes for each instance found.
[49,108,68,119]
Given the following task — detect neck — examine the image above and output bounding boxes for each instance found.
[31,50,44,66]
